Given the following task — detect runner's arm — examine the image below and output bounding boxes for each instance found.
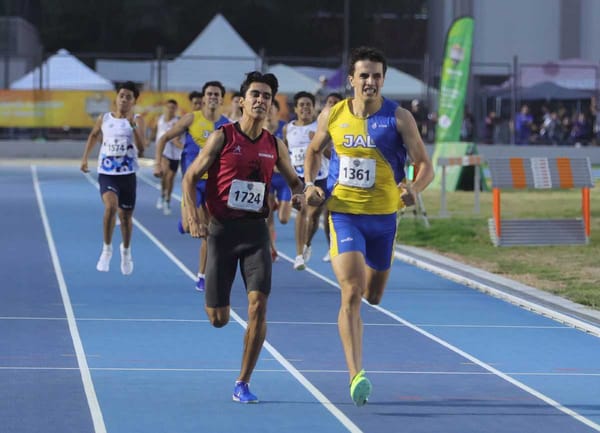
[304,107,332,184]
[396,107,434,194]
[131,114,146,156]
[155,113,193,164]
[80,114,103,173]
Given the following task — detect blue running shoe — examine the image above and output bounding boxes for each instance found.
[232,381,258,403]
[195,276,205,292]
[177,219,186,234]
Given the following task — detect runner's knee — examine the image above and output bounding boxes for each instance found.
[341,285,363,309]
[206,307,229,328]
[364,290,383,305]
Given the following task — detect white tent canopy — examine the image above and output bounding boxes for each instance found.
[382,67,436,101]
[267,64,321,95]
[10,48,114,90]
[281,64,436,101]
[96,59,156,85]
[166,14,262,91]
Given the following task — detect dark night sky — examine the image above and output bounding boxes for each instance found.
[3,0,427,60]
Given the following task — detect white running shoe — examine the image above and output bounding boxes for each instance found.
[322,251,331,262]
[163,201,172,215]
[302,244,312,263]
[293,255,306,271]
[96,248,112,272]
[156,196,164,210]
[120,244,134,275]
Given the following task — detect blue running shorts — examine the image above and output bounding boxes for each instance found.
[269,172,292,202]
[329,212,397,271]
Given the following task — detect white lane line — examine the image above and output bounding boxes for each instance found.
[82,171,364,433]
[276,251,600,432]
[4,365,600,377]
[0,316,210,322]
[0,315,571,329]
[394,250,600,338]
[32,166,107,433]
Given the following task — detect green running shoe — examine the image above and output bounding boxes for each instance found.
[350,369,372,406]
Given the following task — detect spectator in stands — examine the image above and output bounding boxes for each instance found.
[560,114,573,145]
[540,111,562,145]
[569,112,591,146]
[425,111,437,143]
[514,104,534,144]
[315,75,333,112]
[460,105,474,141]
[591,96,600,146]
[410,99,427,139]
[483,110,497,144]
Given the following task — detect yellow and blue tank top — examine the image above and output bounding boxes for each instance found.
[327,98,407,215]
[181,111,230,177]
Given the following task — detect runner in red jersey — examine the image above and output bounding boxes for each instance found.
[182,71,304,404]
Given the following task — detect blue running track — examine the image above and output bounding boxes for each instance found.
[2,163,600,433]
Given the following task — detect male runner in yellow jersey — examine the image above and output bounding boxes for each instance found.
[154,81,229,291]
[304,46,434,406]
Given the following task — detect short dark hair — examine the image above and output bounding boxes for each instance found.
[232,91,243,98]
[117,81,139,99]
[326,92,344,102]
[201,81,226,97]
[188,91,202,101]
[293,91,315,107]
[348,46,387,77]
[240,71,278,98]
[166,99,177,105]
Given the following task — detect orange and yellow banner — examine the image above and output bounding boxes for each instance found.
[0,90,289,128]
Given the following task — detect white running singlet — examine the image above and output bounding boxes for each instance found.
[97,112,139,175]
[157,114,181,160]
[286,120,328,180]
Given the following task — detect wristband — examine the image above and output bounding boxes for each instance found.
[303,181,315,192]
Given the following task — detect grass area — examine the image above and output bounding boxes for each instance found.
[397,186,600,310]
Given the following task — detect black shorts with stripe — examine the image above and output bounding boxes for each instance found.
[98,173,137,210]
[205,217,271,308]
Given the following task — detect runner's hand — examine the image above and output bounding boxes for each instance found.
[398,182,416,207]
[183,203,205,238]
[306,185,325,207]
[153,162,163,178]
[291,193,305,211]
[187,217,207,239]
[80,161,89,173]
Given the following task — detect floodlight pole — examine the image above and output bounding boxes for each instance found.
[342,0,350,94]
[156,45,163,92]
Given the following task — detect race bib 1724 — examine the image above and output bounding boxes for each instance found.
[227,179,266,212]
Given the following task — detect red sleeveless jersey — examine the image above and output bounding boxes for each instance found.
[206,123,279,220]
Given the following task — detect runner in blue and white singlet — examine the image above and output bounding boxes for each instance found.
[97,112,140,175]
[284,91,328,271]
[81,81,146,276]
